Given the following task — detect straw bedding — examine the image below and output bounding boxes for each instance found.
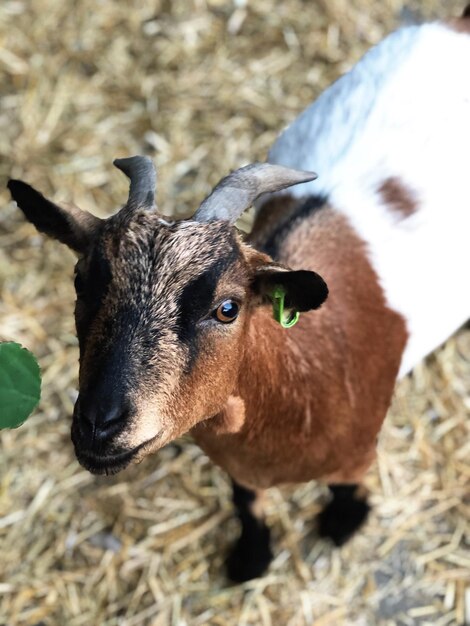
[0,1,468,624]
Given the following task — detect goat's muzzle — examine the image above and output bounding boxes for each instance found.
[71,395,165,475]
[71,393,134,474]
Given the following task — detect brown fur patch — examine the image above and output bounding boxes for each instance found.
[378,177,418,219]
[193,205,408,490]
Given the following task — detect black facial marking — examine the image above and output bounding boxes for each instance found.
[80,333,133,398]
[259,194,328,259]
[87,242,113,299]
[176,243,240,371]
[114,302,164,372]
[74,242,113,344]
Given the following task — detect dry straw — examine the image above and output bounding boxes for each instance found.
[0,0,468,624]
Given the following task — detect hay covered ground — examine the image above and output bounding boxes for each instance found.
[0,0,469,624]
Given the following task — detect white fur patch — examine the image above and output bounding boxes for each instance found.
[267,23,470,376]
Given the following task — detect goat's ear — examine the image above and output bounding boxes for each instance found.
[252,263,328,312]
[7,180,101,254]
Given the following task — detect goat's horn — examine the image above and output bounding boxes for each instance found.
[193,162,317,224]
[113,155,157,209]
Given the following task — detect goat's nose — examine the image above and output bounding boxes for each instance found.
[77,395,131,443]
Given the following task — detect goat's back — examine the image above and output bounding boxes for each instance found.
[265,21,470,376]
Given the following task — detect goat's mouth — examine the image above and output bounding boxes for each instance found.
[72,430,164,476]
[75,445,145,475]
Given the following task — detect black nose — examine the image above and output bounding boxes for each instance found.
[76,394,131,445]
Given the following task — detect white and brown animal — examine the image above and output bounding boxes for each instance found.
[8,10,470,582]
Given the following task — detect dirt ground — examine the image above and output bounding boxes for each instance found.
[0,1,468,625]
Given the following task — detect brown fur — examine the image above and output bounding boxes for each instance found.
[377,177,418,219]
[192,201,408,490]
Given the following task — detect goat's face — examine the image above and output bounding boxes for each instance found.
[73,213,254,473]
[8,158,327,475]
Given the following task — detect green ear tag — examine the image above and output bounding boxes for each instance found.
[271,286,300,329]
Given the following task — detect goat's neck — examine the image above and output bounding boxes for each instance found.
[233,306,324,434]
[190,305,318,443]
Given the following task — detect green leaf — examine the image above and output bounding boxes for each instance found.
[0,342,41,429]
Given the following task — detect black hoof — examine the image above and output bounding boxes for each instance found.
[318,490,370,546]
[226,526,273,583]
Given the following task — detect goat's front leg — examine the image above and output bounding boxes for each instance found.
[318,484,370,546]
[226,481,273,582]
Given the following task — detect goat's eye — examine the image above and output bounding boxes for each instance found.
[214,300,239,323]
[74,273,84,295]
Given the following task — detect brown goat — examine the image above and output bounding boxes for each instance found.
[8,10,470,581]
[6,157,405,581]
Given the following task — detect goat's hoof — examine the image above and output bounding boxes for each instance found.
[226,528,273,583]
[317,496,370,546]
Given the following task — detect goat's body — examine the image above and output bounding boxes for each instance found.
[268,21,470,377]
[194,21,470,490]
[10,13,470,584]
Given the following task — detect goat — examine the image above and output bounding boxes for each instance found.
[8,10,470,582]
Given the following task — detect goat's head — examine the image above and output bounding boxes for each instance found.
[8,157,328,475]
